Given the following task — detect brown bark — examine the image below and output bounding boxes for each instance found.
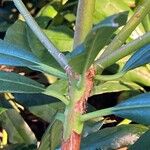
[61,132,81,150]
[61,68,95,150]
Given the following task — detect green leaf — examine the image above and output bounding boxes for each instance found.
[4,144,36,150]
[113,93,150,125]
[13,93,65,123]
[0,110,37,144]
[129,130,150,150]
[0,71,44,93]
[4,20,31,51]
[123,66,150,86]
[81,124,148,150]
[38,119,62,150]
[0,40,66,78]
[92,80,143,95]
[122,44,150,73]
[44,79,68,96]
[69,12,128,73]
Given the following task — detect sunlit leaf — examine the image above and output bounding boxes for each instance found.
[129,130,150,150]
[81,124,147,150]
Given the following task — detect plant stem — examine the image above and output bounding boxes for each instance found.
[94,31,150,69]
[80,107,114,122]
[99,0,150,60]
[13,0,72,74]
[95,72,124,81]
[81,104,150,122]
[73,0,95,49]
[142,15,150,32]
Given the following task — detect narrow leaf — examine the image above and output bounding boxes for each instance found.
[0,40,66,78]
[0,71,44,93]
[81,124,147,150]
[122,44,150,72]
[13,93,65,122]
[38,119,62,150]
[113,93,150,125]
[0,110,37,144]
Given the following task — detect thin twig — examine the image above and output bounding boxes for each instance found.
[73,0,95,49]
[13,0,73,76]
[94,31,150,69]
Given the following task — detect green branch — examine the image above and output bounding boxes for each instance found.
[73,0,95,48]
[81,104,150,122]
[98,0,150,60]
[13,0,73,75]
[94,31,150,69]
[142,15,150,32]
[80,107,114,122]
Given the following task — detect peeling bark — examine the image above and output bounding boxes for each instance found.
[61,68,96,150]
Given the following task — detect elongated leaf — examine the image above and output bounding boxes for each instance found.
[4,144,36,150]
[92,80,143,95]
[113,93,150,125]
[0,40,66,78]
[122,44,150,72]
[0,110,37,144]
[81,124,148,150]
[129,130,150,150]
[0,71,44,93]
[69,12,128,73]
[38,119,62,150]
[12,93,65,123]
[0,40,40,64]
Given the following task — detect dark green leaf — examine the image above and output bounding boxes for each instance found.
[81,124,148,150]
[0,71,44,93]
[26,25,73,65]
[129,130,150,150]
[122,44,150,72]
[0,110,37,144]
[0,40,66,78]
[38,119,62,150]
[114,93,150,125]
[13,93,65,123]
[69,12,128,73]
[4,20,31,51]
[4,144,36,150]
